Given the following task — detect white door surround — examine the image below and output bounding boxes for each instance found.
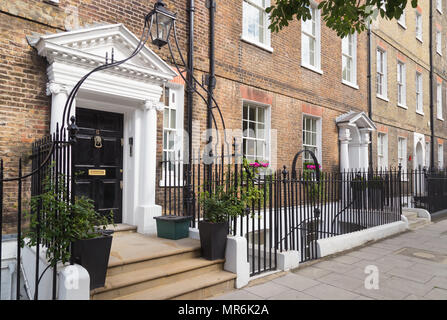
[28,24,178,234]
[336,111,377,172]
[413,132,426,170]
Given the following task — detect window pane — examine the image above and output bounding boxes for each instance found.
[163,109,169,128]
[257,123,265,139]
[249,121,256,137]
[258,108,265,123]
[170,109,176,128]
[249,106,256,121]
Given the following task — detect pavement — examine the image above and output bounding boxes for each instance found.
[213,218,447,300]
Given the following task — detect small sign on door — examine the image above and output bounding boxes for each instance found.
[88,169,106,176]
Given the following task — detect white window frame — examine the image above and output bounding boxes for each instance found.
[302,115,322,166]
[160,86,184,187]
[377,133,388,169]
[301,2,322,74]
[242,0,272,52]
[376,48,388,100]
[437,30,442,55]
[397,10,406,28]
[425,141,430,168]
[397,61,406,108]
[438,143,444,169]
[398,137,408,176]
[341,33,358,88]
[416,72,423,114]
[242,101,271,162]
[437,82,444,120]
[415,11,423,42]
[437,0,443,13]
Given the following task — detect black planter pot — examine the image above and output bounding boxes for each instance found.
[198,221,228,261]
[72,231,113,290]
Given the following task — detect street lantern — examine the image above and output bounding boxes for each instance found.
[148,0,176,49]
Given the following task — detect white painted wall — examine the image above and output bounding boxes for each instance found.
[21,244,90,300]
[1,239,17,300]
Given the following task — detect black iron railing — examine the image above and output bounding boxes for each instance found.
[0,126,72,300]
[158,145,403,275]
[401,167,447,214]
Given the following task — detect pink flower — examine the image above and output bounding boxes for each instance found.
[261,162,269,168]
[249,162,261,168]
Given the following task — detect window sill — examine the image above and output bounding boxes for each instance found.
[397,103,408,110]
[376,94,389,102]
[437,116,445,121]
[397,21,407,29]
[416,37,423,44]
[240,37,273,53]
[342,80,359,90]
[437,8,443,14]
[416,110,425,116]
[301,63,323,75]
[437,51,443,56]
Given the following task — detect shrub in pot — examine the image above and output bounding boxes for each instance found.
[198,159,265,260]
[22,173,114,291]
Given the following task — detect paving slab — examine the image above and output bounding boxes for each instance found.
[318,272,365,291]
[302,283,360,300]
[311,260,356,274]
[212,290,262,300]
[292,266,332,279]
[331,255,363,265]
[272,273,320,291]
[383,277,434,297]
[244,281,290,299]
[268,289,318,300]
[424,288,447,300]
[353,284,409,300]
[386,267,434,284]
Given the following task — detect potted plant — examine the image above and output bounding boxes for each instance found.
[23,173,114,290]
[367,175,385,210]
[198,159,265,260]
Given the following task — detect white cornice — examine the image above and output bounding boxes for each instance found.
[31,23,177,84]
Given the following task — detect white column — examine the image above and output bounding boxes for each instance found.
[339,126,351,172]
[359,128,371,170]
[46,81,75,134]
[136,99,164,234]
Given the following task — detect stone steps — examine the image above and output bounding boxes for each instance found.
[91,226,236,300]
[402,210,430,230]
[117,269,236,300]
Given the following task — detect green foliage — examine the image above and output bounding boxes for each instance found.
[368,175,385,188]
[199,158,265,223]
[22,173,114,267]
[266,0,418,38]
[351,176,368,191]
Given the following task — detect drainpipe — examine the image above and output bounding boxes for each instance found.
[367,22,373,170]
[430,0,435,168]
[185,0,195,217]
[206,0,216,188]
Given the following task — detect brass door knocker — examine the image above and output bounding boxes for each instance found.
[94,130,103,149]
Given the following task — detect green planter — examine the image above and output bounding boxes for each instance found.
[154,215,193,240]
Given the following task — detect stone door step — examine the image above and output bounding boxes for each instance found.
[116,269,236,300]
[90,231,236,300]
[92,258,225,299]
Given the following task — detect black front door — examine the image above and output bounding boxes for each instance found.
[73,108,123,223]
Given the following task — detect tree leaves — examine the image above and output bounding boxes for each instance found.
[267,0,418,38]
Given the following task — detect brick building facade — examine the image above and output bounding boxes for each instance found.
[370,2,432,172]
[1,0,446,231]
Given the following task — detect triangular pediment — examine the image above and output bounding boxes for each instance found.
[28,23,177,83]
[336,111,377,131]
